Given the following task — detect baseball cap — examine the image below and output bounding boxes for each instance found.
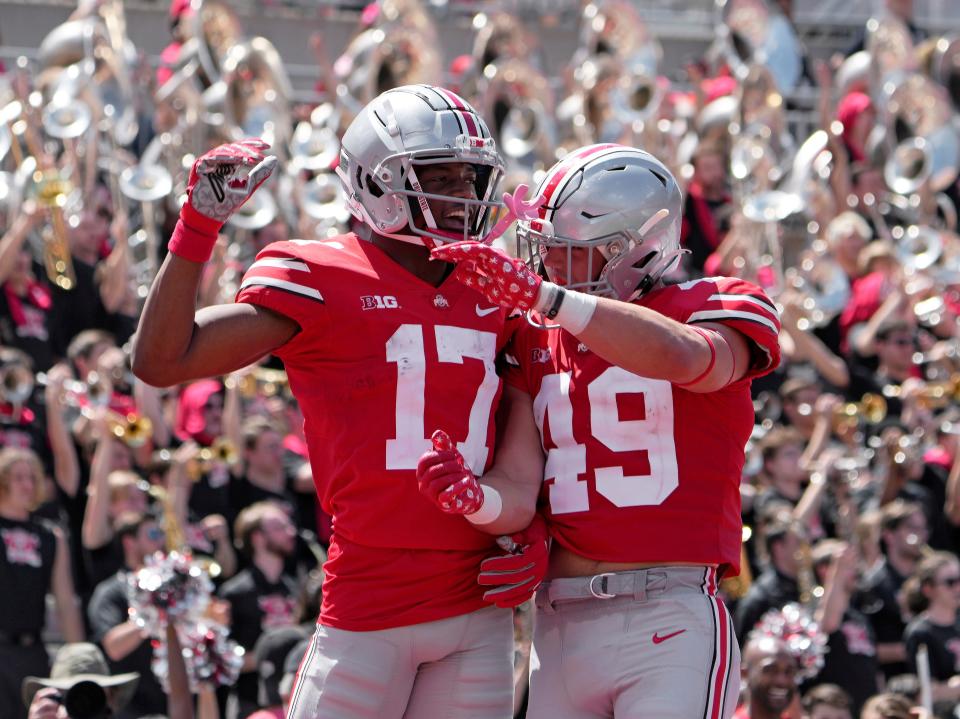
[22,643,139,710]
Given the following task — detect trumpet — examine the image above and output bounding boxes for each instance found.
[106,410,153,448]
[36,370,113,409]
[832,393,888,432]
[227,368,290,399]
[883,374,960,409]
[185,437,239,481]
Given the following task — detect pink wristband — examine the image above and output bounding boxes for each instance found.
[168,202,224,264]
[676,325,717,388]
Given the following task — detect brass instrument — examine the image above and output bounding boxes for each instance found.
[184,0,244,89]
[884,375,960,409]
[147,483,222,578]
[334,22,442,120]
[832,393,888,432]
[0,363,35,405]
[217,36,293,155]
[232,367,290,399]
[5,98,78,291]
[119,162,173,301]
[480,59,555,168]
[38,369,113,410]
[186,437,239,481]
[106,410,154,448]
[780,241,851,331]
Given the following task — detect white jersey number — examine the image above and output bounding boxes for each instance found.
[385,324,499,474]
[535,367,679,514]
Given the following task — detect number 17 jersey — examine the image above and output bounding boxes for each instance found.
[237,234,515,629]
[505,277,781,575]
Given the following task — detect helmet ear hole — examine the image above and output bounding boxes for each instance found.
[366,175,384,198]
[634,250,656,269]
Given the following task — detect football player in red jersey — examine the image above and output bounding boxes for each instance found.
[417,144,782,719]
[132,86,547,718]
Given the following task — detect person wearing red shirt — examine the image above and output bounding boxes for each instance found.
[418,144,781,718]
[132,85,542,718]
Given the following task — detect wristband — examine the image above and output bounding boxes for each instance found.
[167,203,224,264]
[534,282,598,334]
[466,485,503,525]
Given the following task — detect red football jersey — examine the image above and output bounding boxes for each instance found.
[236,234,515,630]
[505,277,781,575]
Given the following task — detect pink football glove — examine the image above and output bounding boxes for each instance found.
[478,513,549,608]
[186,139,277,226]
[416,430,484,515]
[430,241,542,311]
[486,183,547,242]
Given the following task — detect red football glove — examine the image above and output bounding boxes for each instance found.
[478,513,549,608]
[171,138,278,263]
[416,430,484,515]
[186,139,277,225]
[430,241,543,312]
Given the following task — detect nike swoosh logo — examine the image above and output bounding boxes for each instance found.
[475,305,499,317]
[652,629,686,644]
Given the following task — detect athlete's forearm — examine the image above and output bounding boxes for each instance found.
[565,294,749,391]
[132,253,206,385]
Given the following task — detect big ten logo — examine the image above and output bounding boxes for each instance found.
[360,295,400,310]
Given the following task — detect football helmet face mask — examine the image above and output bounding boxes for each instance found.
[517,144,685,301]
[336,84,505,247]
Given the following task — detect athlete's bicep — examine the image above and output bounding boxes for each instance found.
[152,303,300,385]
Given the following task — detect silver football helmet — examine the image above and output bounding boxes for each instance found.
[517,144,684,300]
[336,84,505,246]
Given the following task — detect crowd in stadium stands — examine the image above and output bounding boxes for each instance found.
[3,0,960,717]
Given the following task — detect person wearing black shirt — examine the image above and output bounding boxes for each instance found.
[48,183,137,358]
[0,448,84,719]
[853,500,928,680]
[0,201,55,372]
[845,321,920,420]
[680,140,733,276]
[808,540,878,716]
[903,551,960,705]
[87,511,168,719]
[218,501,298,719]
[735,518,802,641]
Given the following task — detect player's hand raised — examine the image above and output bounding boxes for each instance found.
[185,139,277,226]
[430,241,542,312]
[416,429,484,515]
[478,513,549,608]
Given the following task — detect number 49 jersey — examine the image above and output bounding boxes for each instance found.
[505,277,781,575]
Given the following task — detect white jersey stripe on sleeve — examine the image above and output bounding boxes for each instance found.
[687,309,779,334]
[240,276,324,302]
[248,258,310,273]
[708,293,779,318]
